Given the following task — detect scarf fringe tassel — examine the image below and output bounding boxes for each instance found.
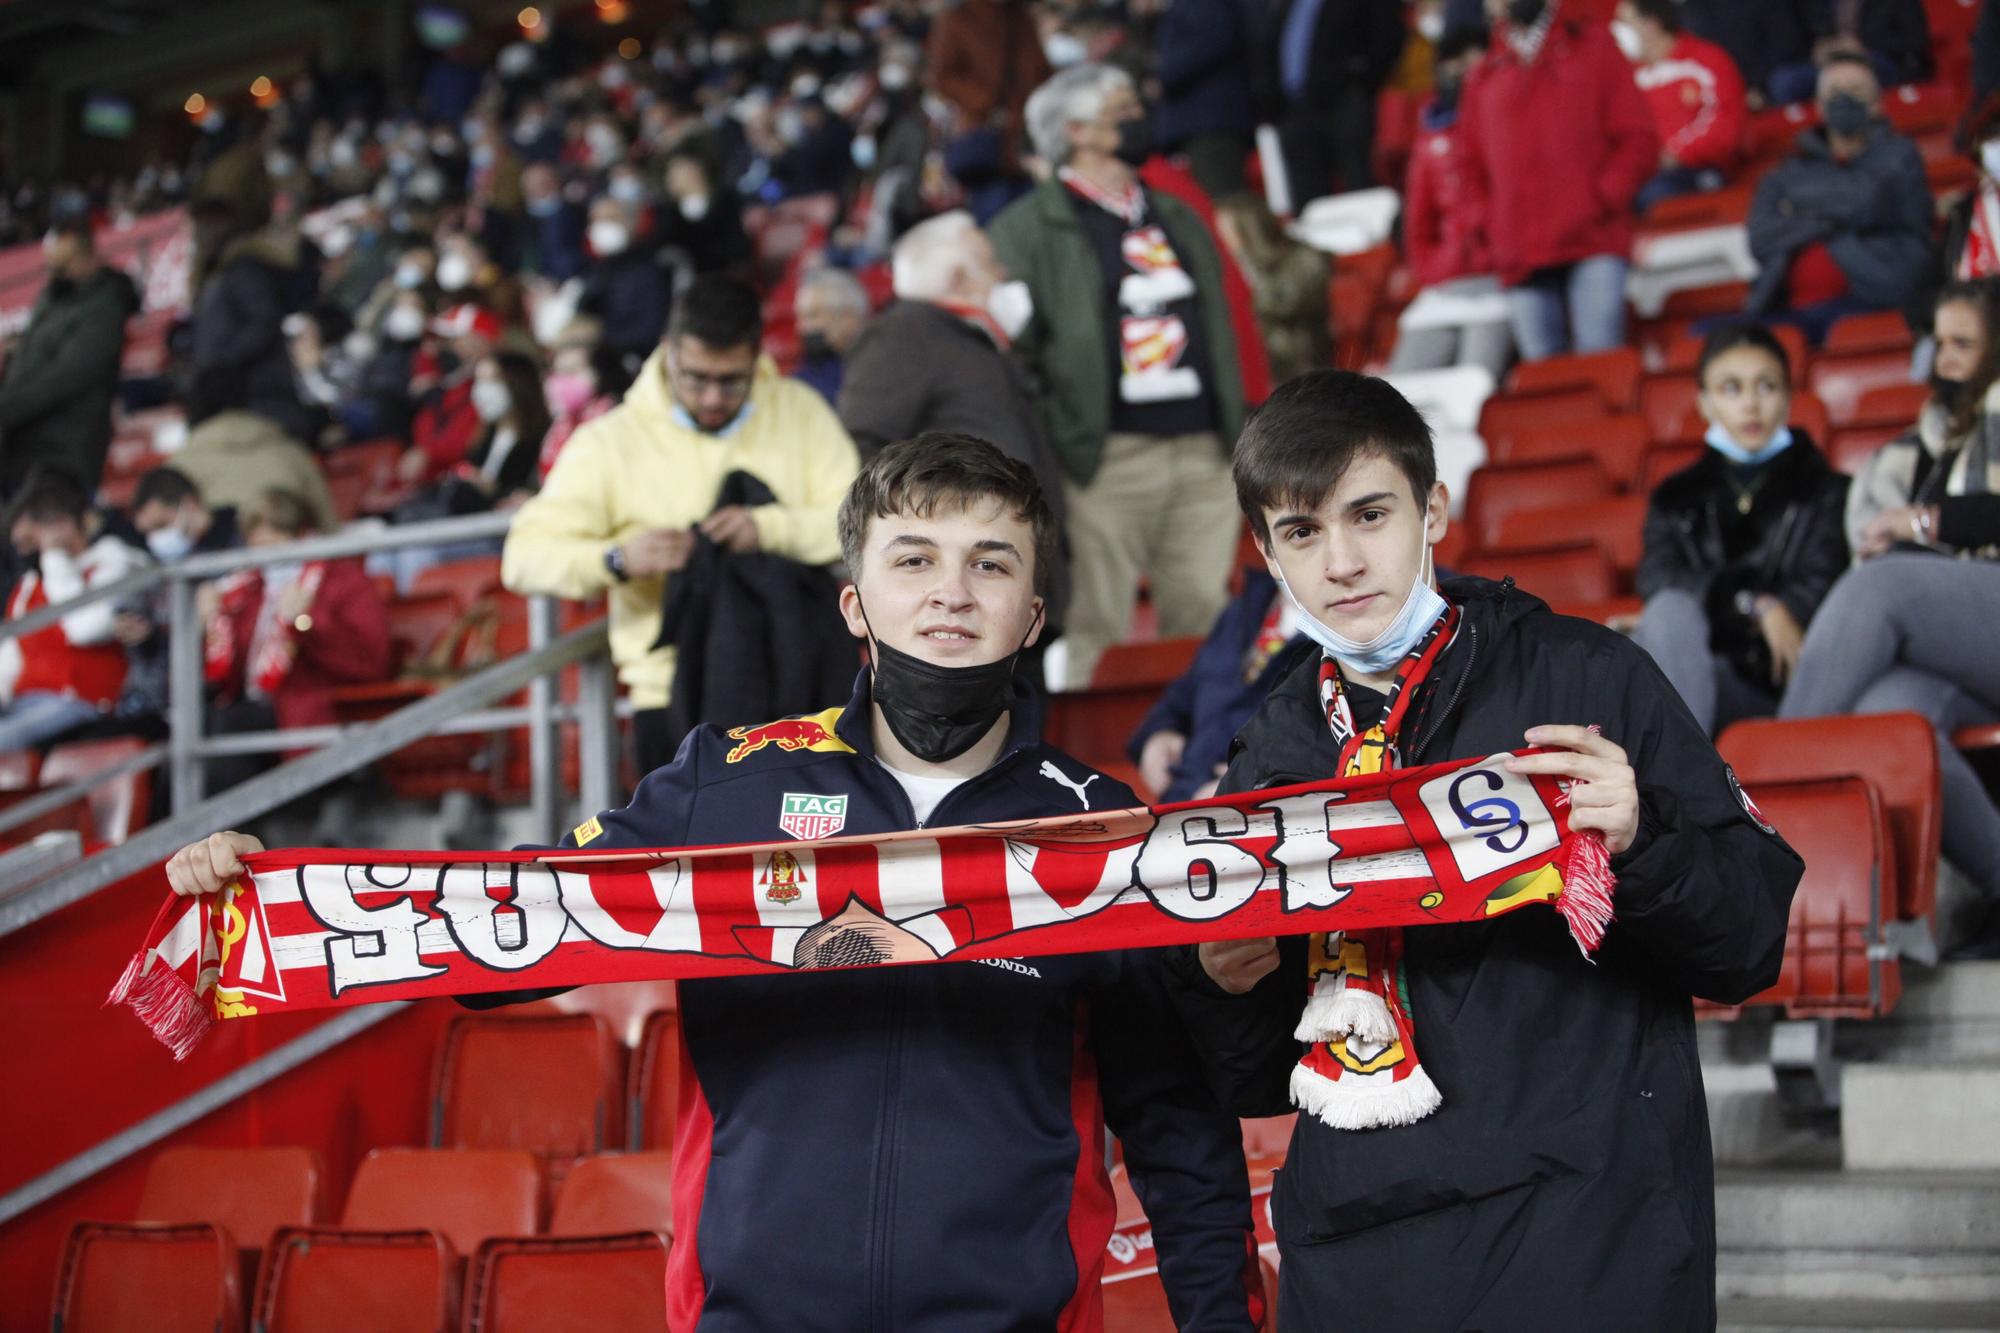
[107,952,213,1062]
[1290,1060,1443,1131]
[1293,982,1398,1045]
[1557,832,1616,957]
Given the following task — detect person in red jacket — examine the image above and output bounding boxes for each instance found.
[201,488,391,791]
[395,302,501,488]
[1462,0,1659,362]
[1387,25,1515,378]
[1615,0,1748,214]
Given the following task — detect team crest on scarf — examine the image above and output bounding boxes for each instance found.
[761,849,808,903]
[779,792,848,840]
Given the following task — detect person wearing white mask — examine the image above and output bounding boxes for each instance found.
[658,148,753,275]
[578,196,673,365]
[1170,368,1801,1331]
[1630,324,1849,736]
[1615,0,1748,215]
[836,210,1074,630]
[130,467,242,565]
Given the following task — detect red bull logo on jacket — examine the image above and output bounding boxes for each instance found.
[725,707,858,763]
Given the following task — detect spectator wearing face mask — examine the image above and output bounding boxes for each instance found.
[1463,0,1658,363]
[516,162,588,282]
[0,217,139,500]
[772,95,856,201]
[538,341,626,482]
[355,243,436,336]
[398,302,501,488]
[115,468,247,723]
[0,473,149,752]
[1614,0,1748,215]
[792,267,870,405]
[1744,55,1932,347]
[1147,0,1255,201]
[656,149,753,277]
[578,198,674,367]
[1268,0,1406,206]
[1767,0,1933,108]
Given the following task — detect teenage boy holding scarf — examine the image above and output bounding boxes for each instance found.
[1168,371,1802,1329]
[165,433,1262,1332]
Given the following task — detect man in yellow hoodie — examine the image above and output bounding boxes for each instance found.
[502,274,861,774]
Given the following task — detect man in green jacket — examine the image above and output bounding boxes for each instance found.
[0,218,139,499]
[991,62,1247,688]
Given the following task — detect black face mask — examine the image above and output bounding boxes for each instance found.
[861,600,1041,763]
[800,332,835,362]
[1931,371,1973,416]
[1507,0,1546,24]
[1114,116,1155,168]
[1822,92,1872,139]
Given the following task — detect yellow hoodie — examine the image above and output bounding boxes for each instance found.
[501,348,860,710]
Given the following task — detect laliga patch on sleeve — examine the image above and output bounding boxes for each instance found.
[573,816,605,846]
[1726,766,1778,837]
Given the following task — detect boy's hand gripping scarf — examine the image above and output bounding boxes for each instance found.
[1301,602,1614,1129]
[111,751,1614,1082]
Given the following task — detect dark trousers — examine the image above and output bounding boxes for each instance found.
[634,707,681,780]
[1182,132,1251,202]
[1281,86,1376,207]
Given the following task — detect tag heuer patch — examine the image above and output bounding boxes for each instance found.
[780,792,848,840]
[573,815,604,846]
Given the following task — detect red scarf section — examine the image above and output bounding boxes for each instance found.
[111,753,1613,1062]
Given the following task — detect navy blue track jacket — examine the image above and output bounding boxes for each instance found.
[477,671,1260,1332]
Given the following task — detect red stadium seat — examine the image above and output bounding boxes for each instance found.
[1044,637,1206,772]
[381,590,466,676]
[1926,0,1982,41]
[550,1153,674,1236]
[40,736,155,846]
[1851,381,1929,428]
[1740,777,1900,1018]
[1808,350,1914,426]
[409,554,505,610]
[1658,325,1808,385]
[1640,373,1700,444]
[1488,494,1649,583]
[1718,714,1942,924]
[463,1233,670,1333]
[340,1148,543,1255]
[1826,424,1903,476]
[1477,388,1611,448]
[1659,280,1751,322]
[52,1221,243,1333]
[137,1145,326,1250]
[254,1227,456,1333]
[434,1014,627,1173]
[1486,414,1650,490]
[1239,1114,1296,1159]
[1746,106,1818,165]
[629,1009,683,1151]
[1789,390,1831,444]
[1101,1255,1280,1331]
[1461,460,1611,552]
[1639,442,1704,494]
[1640,181,1755,232]
[325,468,372,523]
[1882,81,1960,137]
[1460,543,1617,605]
[1506,347,1641,411]
[1090,636,1203,689]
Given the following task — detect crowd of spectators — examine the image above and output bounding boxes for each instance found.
[0,0,1997,945]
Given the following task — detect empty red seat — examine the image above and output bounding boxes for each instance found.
[382,590,466,675]
[1823,310,1914,355]
[1881,81,1959,137]
[137,1145,326,1249]
[629,1009,683,1151]
[53,1221,243,1333]
[1640,373,1701,444]
[254,1228,456,1333]
[1639,443,1705,494]
[40,736,155,846]
[1486,414,1650,490]
[1460,543,1617,605]
[1808,350,1914,426]
[411,555,506,611]
[1717,713,1941,924]
[1462,460,1611,552]
[1488,494,1649,581]
[1851,381,1928,428]
[341,1148,543,1254]
[434,1015,627,1171]
[551,1152,675,1236]
[1660,280,1751,322]
[463,1234,670,1333]
[1090,636,1204,689]
[1507,347,1642,411]
[1477,388,1611,448]
[1827,424,1903,476]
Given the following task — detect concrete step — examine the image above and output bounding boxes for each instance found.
[1840,1064,2000,1170]
[1838,961,2000,1064]
[1717,1250,2000,1305]
[1719,1295,2000,1331]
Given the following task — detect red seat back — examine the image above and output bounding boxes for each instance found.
[550,1153,675,1237]
[1460,543,1617,605]
[1462,461,1611,552]
[1827,423,1904,477]
[1717,714,1942,923]
[137,1145,326,1250]
[1640,443,1705,494]
[255,1227,455,1333]
[1824,310,1915,355]
[385,590,466,674]
[435,1015,626,1172]
[465,1234,670,1333]
[1486,414,1649,490]
[1089,636,1204,689]
[1506,347,1641,411]
[40,736,155,846]
[1807,350,1914,426]
[1488,494,1649,581]
[410,555,506,611]
[341,1148,543,1254]
[629,1009,682,1151]
[1477,388,1611,448]
[1851,381,1929,428]
[1640,373,1701,444]
[53,1222,242,1333]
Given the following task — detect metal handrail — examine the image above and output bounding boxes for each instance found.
[0,510,515,644]
[0,617,612,938]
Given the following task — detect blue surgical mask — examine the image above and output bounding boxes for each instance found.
[1276,515,1449,676]
[1704,423,1794,467]
[670,398,753,439]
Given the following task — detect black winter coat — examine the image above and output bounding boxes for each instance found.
[0,265,137,495]
[1264,0,1405,114]
[1153,0,1255,148]
[1166,576,1802,1331]
[1637,433,1851,683]
[1746,122,1934,317]
[578,250,673,360]
[188,237,310,441]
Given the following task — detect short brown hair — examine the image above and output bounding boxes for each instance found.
[837,433,1057,597]
[248,489,314,538]
[1233,370,1437,549]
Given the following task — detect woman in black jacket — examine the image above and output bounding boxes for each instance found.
[1631,324,1850,735]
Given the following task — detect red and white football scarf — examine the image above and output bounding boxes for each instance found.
[112,752,1614,1065]
[1301,605,1613,1130]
